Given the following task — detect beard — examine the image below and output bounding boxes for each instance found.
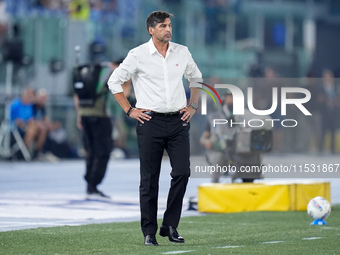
[157,33,172,43]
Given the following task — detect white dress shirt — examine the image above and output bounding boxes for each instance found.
[107,38,202,113]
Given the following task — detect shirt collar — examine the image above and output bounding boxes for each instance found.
[147,38,174,55]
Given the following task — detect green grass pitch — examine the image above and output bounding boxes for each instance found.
[1,205,339,255]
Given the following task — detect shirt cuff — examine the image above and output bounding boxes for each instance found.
[189,78,203,88]
[108,81,124,94]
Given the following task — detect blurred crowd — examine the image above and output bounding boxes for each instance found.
[0,0,132,20]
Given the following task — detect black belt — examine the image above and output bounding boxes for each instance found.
[152,111,181,117]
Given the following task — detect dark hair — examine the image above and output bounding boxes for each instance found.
[146,11,173,35]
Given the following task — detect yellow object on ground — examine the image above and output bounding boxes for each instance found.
[198,181,330,213]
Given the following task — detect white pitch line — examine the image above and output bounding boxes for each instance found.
[1,221,80,226]
[161,250,195,254]
[261,241,285,244]
[216,245,245,248]
[302,237,322,240]
[322,227,333,230]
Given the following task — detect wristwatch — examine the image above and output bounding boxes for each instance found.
[188,102,198,111]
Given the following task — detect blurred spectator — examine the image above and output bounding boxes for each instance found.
[10,0,29,15]
[34,89,76,160]
[205,0,228,45]
[248,63,264,78]
[264,67,284,152]
[32,0,49,9]
[298,72,323,153]
[47,0,65,10]
[68,0,90,21]
[102,0,117,12]
[106,58,135,158]
[89,0,102,16]
[10,88,48,158]
[90,0,102,7]
[283,84,306,153]
[32,0,65,11]
[34,88,49,121]
[200,92,235,183]
[0,0,8,45]
[319,69,338,153]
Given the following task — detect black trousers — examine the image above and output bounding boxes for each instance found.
[81,116,113,189]
[136,113,190,236]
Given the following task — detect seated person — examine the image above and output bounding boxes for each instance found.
[34,88,75,159]
[10,88,48,157]
[34,88,61,132]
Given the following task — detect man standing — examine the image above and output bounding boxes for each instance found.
[108,11,202,246]
[74,63,113,199]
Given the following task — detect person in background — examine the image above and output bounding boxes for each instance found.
[200,92,235,183]
[319,69,339,153]
[0,0,8,46]
[10,88,48,158]
[74,62,113,199]
[108,58,134,156]
[68,0,90,21]
[298,72,323,153]
[34,88,73,161]
[34,88,61,132]
[264,67,283,152]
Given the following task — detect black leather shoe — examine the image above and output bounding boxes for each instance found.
[144,235,158,246]
[159,225,185,243]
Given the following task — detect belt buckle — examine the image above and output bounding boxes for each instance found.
[153,111,179,117]
[166,111,179,117]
